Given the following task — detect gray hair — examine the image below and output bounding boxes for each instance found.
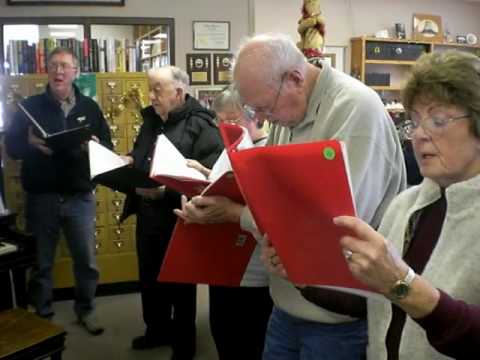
[234,33,307,85]
[47,47,79,67]
[212,85,241,113]
[147,65,191,94]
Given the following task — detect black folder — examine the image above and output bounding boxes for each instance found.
[88,140,158,193]
[93,166,159,194]
[17,102,92,152]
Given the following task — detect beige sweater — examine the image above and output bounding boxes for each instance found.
[368,175,480,359]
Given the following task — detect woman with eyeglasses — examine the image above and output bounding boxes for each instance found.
[184,86,272,360]
[265,50,480,359]
[335,50,480,358]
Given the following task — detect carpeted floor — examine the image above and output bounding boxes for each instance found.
[51,285,218,360]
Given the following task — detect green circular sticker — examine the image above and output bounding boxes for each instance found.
[323,147,336,160]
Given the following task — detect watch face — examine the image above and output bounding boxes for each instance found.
[392,281,410,300]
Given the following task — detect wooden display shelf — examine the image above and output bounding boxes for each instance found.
[366,59,417,66]
[371,85,402,91]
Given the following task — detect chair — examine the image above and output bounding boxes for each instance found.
[0,308,66,360]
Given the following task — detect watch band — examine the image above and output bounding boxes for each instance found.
[403,266,416,285]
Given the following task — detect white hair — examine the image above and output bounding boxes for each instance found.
[212,85,241,113]
[147,65,191,94]
[234,33,308,85]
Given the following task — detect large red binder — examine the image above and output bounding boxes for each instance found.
[158,220,256,286]
[157,172,257,286]
[220,123,370,292]
[156,133,257,286]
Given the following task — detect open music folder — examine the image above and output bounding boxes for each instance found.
[219,123,373,294]
[18,102,92,152]
[88,140,158,193]
[156,131,257,286]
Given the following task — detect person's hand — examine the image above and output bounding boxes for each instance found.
[136,186,166,200]
[260,235,288,279]
[174,195,243,224]
[91,135,99,143]
[333,216,410,295]
[120,155,134,166]
[28,126,53,156]
[186,159,211,178]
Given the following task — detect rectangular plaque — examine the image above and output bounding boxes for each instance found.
[186,53,211,86]
[213,53,233,85]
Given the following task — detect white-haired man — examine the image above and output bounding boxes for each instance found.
[176,33,407,359]
[121,66,224,360]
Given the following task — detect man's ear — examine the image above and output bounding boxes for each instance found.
[176,87,185,99]
[286,70,305,88]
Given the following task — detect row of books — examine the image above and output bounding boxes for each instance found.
[5,37,150,75]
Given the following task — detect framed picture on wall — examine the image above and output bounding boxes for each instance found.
[7,0,124,4]
[412,14,443,43]
[193,21,230,50]
[323,46,346,72]
[194,86,224,110]
[186,53,211,86]
[213,53,234,85]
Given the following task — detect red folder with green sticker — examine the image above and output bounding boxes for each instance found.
[220,123,370,292]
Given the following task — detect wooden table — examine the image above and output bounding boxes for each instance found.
[0,308,66,360]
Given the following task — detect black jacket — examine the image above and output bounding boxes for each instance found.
[5,85,113,194]
[121,94,224,222]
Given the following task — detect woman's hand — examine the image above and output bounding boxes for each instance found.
[333,216,409,295]
[174,195,244,224]
[186,159,211,178]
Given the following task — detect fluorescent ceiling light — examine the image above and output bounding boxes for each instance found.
[50,31,76,37]
[48,24,79,29]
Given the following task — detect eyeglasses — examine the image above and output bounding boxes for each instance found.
[402,112,470,140]
[242,74,286,120]
[47,62,77,73]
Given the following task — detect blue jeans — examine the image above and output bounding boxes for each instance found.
[26,192,98,318]
[263,307,367,360]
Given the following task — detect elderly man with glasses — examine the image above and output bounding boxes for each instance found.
[176,33,406,359]
[5,47,112,335]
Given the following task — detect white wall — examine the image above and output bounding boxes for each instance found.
[254,0,480,46]
[254,0,480,71]
[0,0,251,70]
[2,0,480,73]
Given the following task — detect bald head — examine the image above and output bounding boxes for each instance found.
[232,33,315,128]
[233,33,307,89]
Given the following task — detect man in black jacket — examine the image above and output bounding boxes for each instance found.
[121,66,223,360]
[5,47,112,335]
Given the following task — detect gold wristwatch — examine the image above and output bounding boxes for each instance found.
[390,267,416,300]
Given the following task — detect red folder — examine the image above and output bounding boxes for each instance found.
[158,221,256,286]
[157,155,256,286]
[220,123,371,292]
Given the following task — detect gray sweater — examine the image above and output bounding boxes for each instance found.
[241,61,406,323]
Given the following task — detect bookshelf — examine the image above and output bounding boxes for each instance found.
[0,17,175,75]
[351,36,480,95]
[136,25,170,71]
